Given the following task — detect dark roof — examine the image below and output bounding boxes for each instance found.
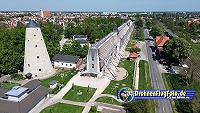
[49,80,58,85]
[77,39,88,44]
[23,79,40,91]
[26,20,40,28]
[164,29,178,38]
[52,54,80,63]
[0,87,10,97]
[0,85,49,113]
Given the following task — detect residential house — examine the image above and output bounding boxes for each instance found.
[155,36,169,53]
[52,54,82,70]
[0,80,49,113]
[73,35,88,47]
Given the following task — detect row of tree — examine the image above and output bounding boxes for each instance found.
[64,17,127,43]
[0,24,25,74]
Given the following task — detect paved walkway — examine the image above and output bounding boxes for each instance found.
[133,41,148,90]
[0,75,10,82]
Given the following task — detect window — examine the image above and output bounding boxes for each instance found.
[70,64,72,66]
[92,57,94,61]
[92,64,94,68]
[28,40,29,42]
[66,64,68,66]
[37,56,39,59]
[41,39,42,40]
[56,61,59,63]
[28,64,30,67]
[62,63,63,65]
[39,69,41,71]
[34,35,36,37]
[35,45,37,47]
[35,75,37,77]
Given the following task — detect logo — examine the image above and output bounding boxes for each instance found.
[117,87,134,102]
[117,89,196,100]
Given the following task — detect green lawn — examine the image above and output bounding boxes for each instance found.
[89,106,100,113]
[40,69,78,94]
[138,60,155,113]
[102,59,134,95]
[96,96,122,106]
[0,82,21,88]
[62,85,96,102]
[40,102,84,113]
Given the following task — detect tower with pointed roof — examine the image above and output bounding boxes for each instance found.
[23,20,55,79]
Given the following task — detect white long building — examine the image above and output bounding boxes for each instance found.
[86,20,134,78]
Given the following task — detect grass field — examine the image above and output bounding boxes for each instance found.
[102,59,134,95]
[40,69,78,94]
[96,96,122,106]
[62,85,96,102]
[40,102,84,113]
[138,60,155,113]
[0,82,21,88]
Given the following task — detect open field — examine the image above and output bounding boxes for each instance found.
[62,85,96,102]
[40,102,84,113]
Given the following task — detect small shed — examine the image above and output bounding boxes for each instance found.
[129,52,138,60]
[48,80,58,89]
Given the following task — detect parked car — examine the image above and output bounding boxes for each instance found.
[167,69,175,73]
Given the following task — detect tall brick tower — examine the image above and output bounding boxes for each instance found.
[23,20,55,79]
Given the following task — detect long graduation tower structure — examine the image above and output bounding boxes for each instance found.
[86,20,134,79]
[23,20,55,78]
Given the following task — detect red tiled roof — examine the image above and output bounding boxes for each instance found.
[43,11,51,17]
[129,52,138,58]
[156,36,169,47]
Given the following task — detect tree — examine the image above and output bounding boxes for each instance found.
[130,47,141,53]
[122,100,149,113]
[189,22,196,33]
[135,18,143,28]
[163,38,191,64]
[60,44,75,55]
[149,25,162,38]
[146,20,152,29]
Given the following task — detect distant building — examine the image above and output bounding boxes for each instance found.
[52,54,82,70]
[40,8,51,18]
[102,12,117,15]
[155,36,169,52]
[73,35,88,47]
[0,80,49,113]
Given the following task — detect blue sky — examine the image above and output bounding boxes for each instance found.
[1,0,200,12]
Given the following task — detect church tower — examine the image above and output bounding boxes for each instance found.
[40,8,44,18]
[23,20,55,79]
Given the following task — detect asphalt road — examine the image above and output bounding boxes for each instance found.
[144,29,172,113]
